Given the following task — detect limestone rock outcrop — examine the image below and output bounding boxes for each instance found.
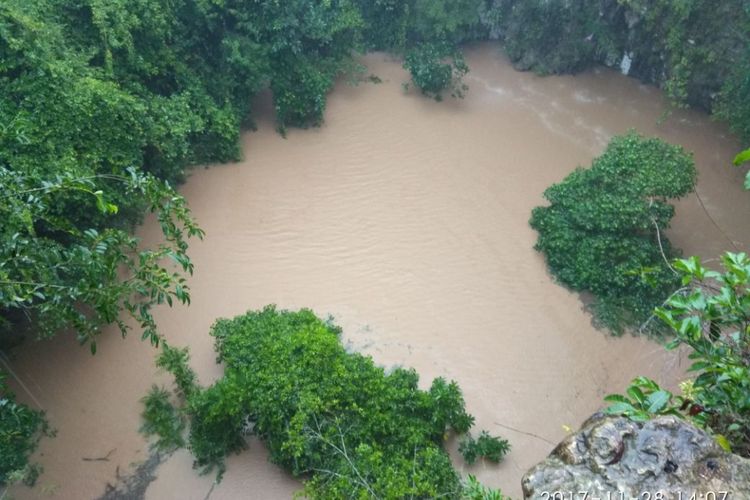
[523,413,750,499]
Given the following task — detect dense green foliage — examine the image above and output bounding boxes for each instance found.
[403,43,469,100]
[355,0,484,51]
[459,431,510,465]
[656,254,750,456]
[0,167,203,350]
[0,375,49,486]
[354,0,483,98]
[500,1,609,75]
[0,0,497,485]
[140,386,185,452]
[530,132,697,334]
[604,376,684,422]
[143,306,508,498]
[605,253,750,457]
[1,0,364,482]
[4,0,750,489]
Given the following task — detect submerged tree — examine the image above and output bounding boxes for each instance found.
[403,43,469,100]
[142,306,509,498]
[530,132,697,334]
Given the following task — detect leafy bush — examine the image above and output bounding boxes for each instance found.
[604,376,684,422]
[0,375,50,486]
[459,431,510,464]
[271,61,336,132]
[155,343,197,399]
[0,167,204,350]
[148,306,508,498]
[654,253,750,456]
[605,253,750,457]
[404,43,469,101]
[184,378,248,479]
[530,132,697,335]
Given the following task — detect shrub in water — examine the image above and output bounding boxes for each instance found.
[145,306,507,498]
[530,132,697,335]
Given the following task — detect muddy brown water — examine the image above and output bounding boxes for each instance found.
[6,44,750,499]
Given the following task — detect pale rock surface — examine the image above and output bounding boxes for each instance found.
[523,413,750,499]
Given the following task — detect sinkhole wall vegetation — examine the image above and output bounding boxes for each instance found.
[142,306,510,499]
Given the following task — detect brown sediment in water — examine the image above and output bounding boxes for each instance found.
[6,44,750,499]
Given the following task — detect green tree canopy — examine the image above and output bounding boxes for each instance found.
[143,306,509,498]
[530,132,697,334]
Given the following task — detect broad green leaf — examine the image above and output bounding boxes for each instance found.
[645,390,671,414]
[627,386,646,405]
[603,394,630,403]
[605,401,637,415]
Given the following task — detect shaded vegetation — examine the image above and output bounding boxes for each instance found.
[0,374,50,486]
[143,306,508,498]
[354,0,483,97]
[140,386,185,452]
[479,0,750,144]
[530,132,697,335]
[403,43,469,100]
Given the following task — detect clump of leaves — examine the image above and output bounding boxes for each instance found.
[403,43,469,101]
[155,343,197,399]
[0,167,204,352]
[530,131,697,335]
[140,386,185,452]
[148,306,508,497]
[184,378,248,480]
[150,344,246,479]
[459,431,511,464]
[655,253,750,456]
[605,253,750,457]
[0,374,51,486]
[604,376,683,422]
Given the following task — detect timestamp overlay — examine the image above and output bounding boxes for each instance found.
[538,491,733,500]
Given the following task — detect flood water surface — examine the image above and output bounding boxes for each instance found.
[8,44,750,499]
